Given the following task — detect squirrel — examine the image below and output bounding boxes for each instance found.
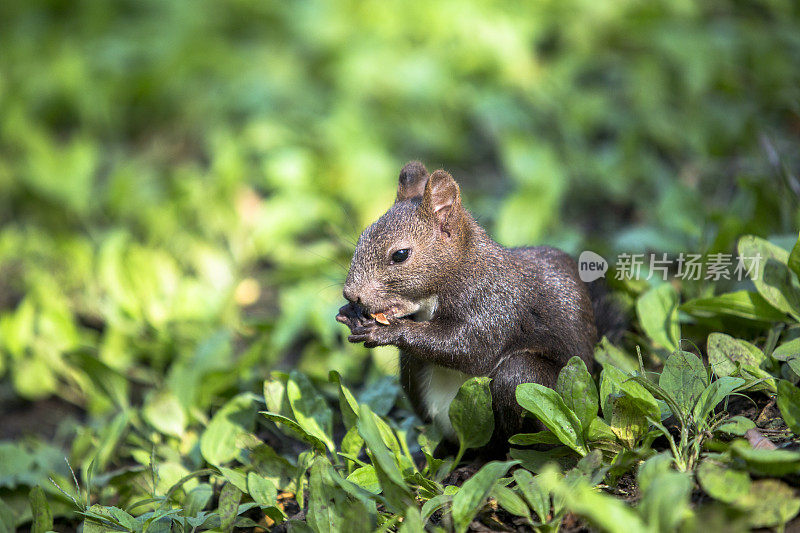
[336,161,622,457]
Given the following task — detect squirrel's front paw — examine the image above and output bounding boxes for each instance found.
[336,302,370,331]
[348,321,403,348]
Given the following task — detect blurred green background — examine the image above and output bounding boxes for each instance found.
[0,0,798,462]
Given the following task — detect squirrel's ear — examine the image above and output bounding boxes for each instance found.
[422,170,461,235]
[396,161,429,202]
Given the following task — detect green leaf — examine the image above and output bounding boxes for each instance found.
[346,466,381,494]
[449,377,494,465]
[696,460,751,504]
[200,393,256,465]
[609,394,653,449]
[218,482,241,533]
[738,235,800,320]
[28,486,52,533]
[772,337,800,361]
[658,351,708,418]
[247,472,277,508]
[594,337,639,373]
[636,452,673,494]
[356,404,413,511]
[516,383,587,455]
[512,469,550,524]
[260,412,329,453]
[287,371,335,453]
[729,440,800,475]
[539,468,647,533]
[637,471,692,532]
[692,377,745,427]
[398,505,425,533]
[636,283,680,353]
[716,415,755,436]
[600,366,661,423]
[491,484,531,521]
[707,333,766,376]
[508,431,563,446]
[142,390,186,438]
[421,494,451,523]
[329,371,360,429]
[789,233,800,280]
[680,290,787,322]
[451,460,518,533]
[734,479,800,528]
[777,379,800,436]
[556,356,598,430]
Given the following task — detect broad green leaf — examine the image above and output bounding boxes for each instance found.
[218,466,248,493]
[346,466,381,494]
[609,394,652,449]
[734,479,800,528]
[512,469,550,524]
[490,485,531,521]
[509,447,573,473]
[28,486,52,533]
[707,333,766,377]
[539,468,646,533]
[636,283,680,353]
[658,351,708,417]
[777,379,800,436]
[449,377,494,465]
[218,482,241,533]
[142,390,186,438]
[508,431,563,446]
[421,494,451,523]
[451,460,518,533]
[707,333,775,392]
[200,393,256,465]
[247,472,277,508]
[636,452,673,494]
[398,505,424,533]
[287,371,335,453]
[692,377,745,427]
[260,412,328,453]
[696,460,750,504]
[637,471,692,532]
[738,235,800,320]
[356,404,413,510]
[600,365,661,423]
[584,417,618,444]
[680,290,787,322]
[329,371,360,429]
[556,356,598,429]
[716,415,755,436]
[516,383,587,455]
[594,337,639,373]
[789,233,800,280]
[263,375,289,418]
[772,337,800,361]
[185,484,213,516]
[729,440,800,475]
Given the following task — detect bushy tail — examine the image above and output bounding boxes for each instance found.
[587,279,627,344]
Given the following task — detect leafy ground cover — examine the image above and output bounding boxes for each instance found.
[2,0,800,531]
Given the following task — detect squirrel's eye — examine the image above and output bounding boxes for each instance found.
[391,249,410,263]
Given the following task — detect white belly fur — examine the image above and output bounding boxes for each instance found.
[420,364,472,440]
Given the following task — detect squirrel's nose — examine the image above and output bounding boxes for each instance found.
[343,284,359,304]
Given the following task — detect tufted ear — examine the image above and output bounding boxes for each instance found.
[421,169,461,236]
[395,161,429,202]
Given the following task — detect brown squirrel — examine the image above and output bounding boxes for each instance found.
[336,161,620,456]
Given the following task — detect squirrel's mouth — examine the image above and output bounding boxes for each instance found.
[386,295,438,323]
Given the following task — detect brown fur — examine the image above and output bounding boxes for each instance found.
[337,162,599,456]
